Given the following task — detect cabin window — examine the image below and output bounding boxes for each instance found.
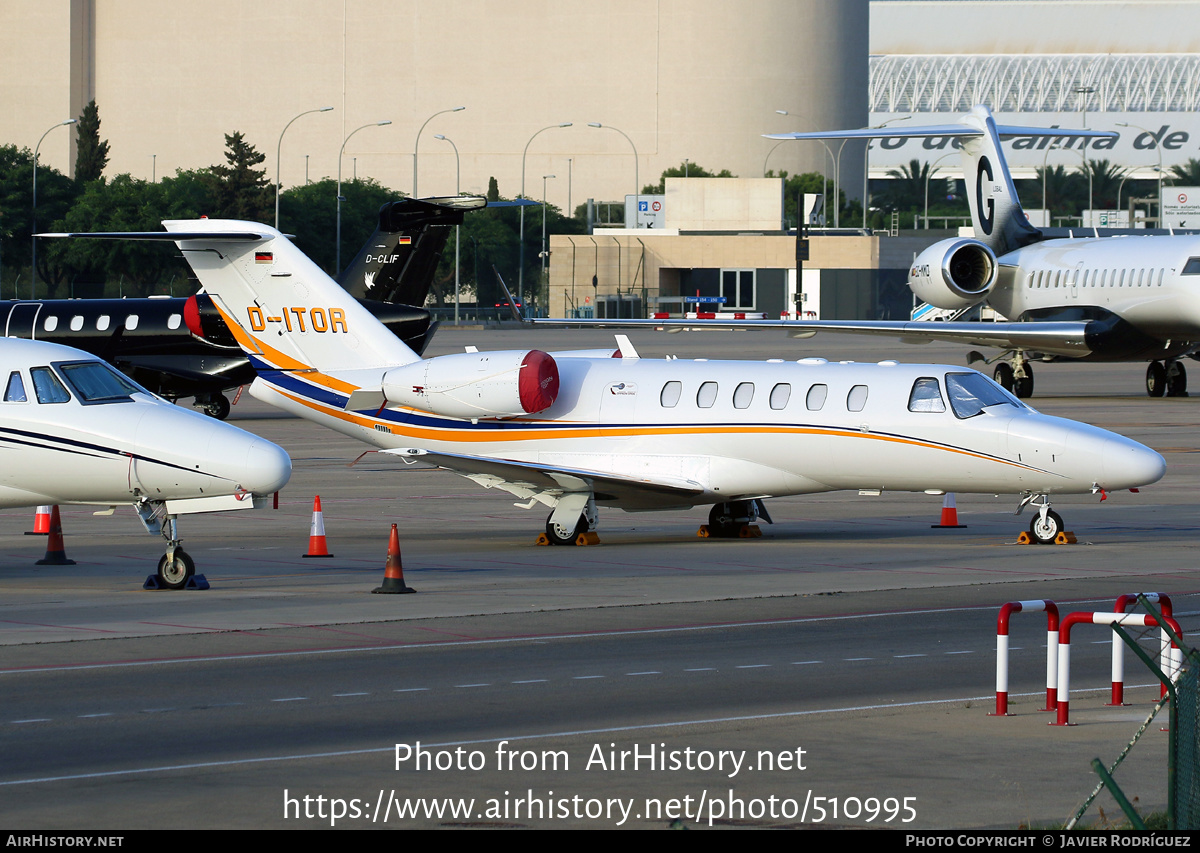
[96,315,110,331]
[945,372,1022,419]
[733,382,754,409]
[125,314,139,331]
[4,372,27,403]
[805,384,827,411]
[69,316,84,331]
[43,316,58,332]
[696,381,718,408]
[769,383,791,410]
[168,313,182,330]
[847,384,868,412]
[1182,258,1200,275]
[660,381,682,408]
[30,367,70,404]
[57,361,141,403]
[907,378,946,412]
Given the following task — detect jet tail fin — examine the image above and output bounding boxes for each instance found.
[162,219,421,373]
[766,105,1116,255]
[337,196,486,306]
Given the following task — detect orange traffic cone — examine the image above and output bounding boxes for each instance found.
[36,506,76,565]
[26,505,52,536]
[372,524,415,594]
[302,495,334,558]
[931,493,967,529]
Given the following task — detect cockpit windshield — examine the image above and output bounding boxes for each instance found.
[55,361,147,404]
[944,372,1025,418]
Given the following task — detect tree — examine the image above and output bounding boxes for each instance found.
[1083,159,1127,210]
[1169,158,1200,185]
[43,170,214,297]
[641,162,735,195]
[279,177,399,274]
[208,132,272,221]
[74,99,110,184]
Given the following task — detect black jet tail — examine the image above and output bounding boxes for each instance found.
[337,196,486,305]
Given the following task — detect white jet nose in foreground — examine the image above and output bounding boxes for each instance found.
[232,434,293,494]
[1102,435,1166,491]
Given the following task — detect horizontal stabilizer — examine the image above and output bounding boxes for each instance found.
[37,230,264,242]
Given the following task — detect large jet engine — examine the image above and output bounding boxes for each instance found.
[381,350,560,419]
[908,238,998,310]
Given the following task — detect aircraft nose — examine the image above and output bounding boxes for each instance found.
[1102,436,1166,490]
[233,435,292,494]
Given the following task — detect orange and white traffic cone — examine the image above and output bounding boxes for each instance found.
[26,505,52,536]
[36,506,76,565]
[372,524,415,594]
[931,493,967,529]
[302,495,334,558]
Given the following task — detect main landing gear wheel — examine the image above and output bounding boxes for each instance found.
[993,362,1014,392]
[545,513,588,546]
[197,394,231,420]
[708,500,769,538]
[1167,361,1188,397]
[995,361,1034,398]
[1029,510,1064,545]
[157,549,195,589]
[1147,361,1167,397]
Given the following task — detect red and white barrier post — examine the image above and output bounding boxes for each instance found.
[993,600,1059,716]
[1054,611,1183,726]
[1112,593,1176,703]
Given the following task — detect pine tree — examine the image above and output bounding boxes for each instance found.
[74,99,110,184]
[209,132,273,221]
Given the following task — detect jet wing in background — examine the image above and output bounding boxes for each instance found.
[525,316,1097,359]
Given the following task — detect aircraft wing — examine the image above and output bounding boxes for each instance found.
[380,447,708,511]
[527,317,1096,358]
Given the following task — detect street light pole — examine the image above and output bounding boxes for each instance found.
[336,120,391,275]
[588,123,639,227]
[276,107,333,230]
[1118,121,1163,223]
[413,106,464,199]
[541,175,556,298]
[435,134,462,325]
[519,123,572,304]
[31,118,76,298]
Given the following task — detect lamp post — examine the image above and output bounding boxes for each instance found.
[587,122,639,227]
[412,106,464,199]
[1118,121,1163,221]
[276,107,333,230]
[31,118,76,298]
[519,122,572,303]
[435,134,462,325]
[336,120,391,275]
[862,115,911,229]
[541,174,556,295]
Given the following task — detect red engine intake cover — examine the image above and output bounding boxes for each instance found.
[518,350,560,413]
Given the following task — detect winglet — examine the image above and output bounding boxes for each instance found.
[493,266,528,324]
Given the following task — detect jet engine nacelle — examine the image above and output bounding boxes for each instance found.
[908,238,999,310]
[381,350,560,419]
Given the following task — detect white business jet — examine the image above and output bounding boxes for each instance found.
[0,337,291,587]
[49,218,1166,546]
[764,105,1200,398]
